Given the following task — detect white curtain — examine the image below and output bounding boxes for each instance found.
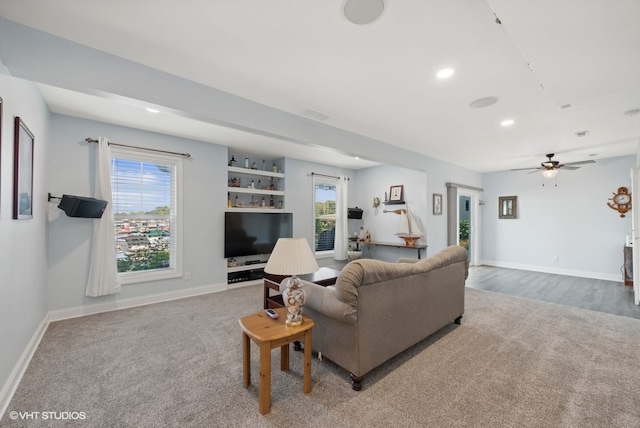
[86,137,121,297]
[334,176,349,261]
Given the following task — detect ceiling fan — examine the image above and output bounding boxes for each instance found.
[511,153,595,178]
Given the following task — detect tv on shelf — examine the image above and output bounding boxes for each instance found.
[225,211,293,258]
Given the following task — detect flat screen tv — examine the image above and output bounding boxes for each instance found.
[225,212,293,258]
[58,194,108,218]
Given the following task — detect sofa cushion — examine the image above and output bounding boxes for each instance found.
[333,245,468,307]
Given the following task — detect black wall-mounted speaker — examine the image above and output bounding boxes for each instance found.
[58,194,108,218]
[348,207,363,219]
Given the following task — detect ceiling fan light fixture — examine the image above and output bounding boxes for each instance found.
[542,169,558,179]
[343,0,385,25]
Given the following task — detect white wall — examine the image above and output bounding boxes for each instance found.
[482,155,635,280]
[283,158,355,267]
[46,115,229,312]
[351,165,428,261]
[0,73,50,413]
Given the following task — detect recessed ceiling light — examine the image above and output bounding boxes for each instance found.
[470,96,498,109]
[436,68,455,79]
[146,108,160,114]
[500,119,514,127]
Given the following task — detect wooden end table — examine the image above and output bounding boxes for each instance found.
[239,307,315,415]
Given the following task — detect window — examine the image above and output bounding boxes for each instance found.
[111,147,183,283]
[313,176,337,252]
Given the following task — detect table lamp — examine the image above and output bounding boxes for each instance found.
[264,238,319,326]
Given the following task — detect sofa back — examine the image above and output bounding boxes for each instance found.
[333,245,469,309]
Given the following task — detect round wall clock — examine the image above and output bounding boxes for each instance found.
[607,186,632,218]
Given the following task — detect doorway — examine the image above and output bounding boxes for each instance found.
[458,195,472,262]
[446,183,482,267]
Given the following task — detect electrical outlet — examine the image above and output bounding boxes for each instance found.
[552,256,559,262]
[184,272,191,281]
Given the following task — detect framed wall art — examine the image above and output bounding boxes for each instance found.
[389,185,404,202]
[13,116,35,220]
[498,196,517,219]
[433,193,442,215]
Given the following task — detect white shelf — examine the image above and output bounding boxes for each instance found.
[228,166,284,179]
[228,187,284,196]
[228,262,267,273]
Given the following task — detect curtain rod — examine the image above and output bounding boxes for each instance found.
[310,172,349,180]
[85,138,191,158]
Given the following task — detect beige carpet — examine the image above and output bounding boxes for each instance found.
[2,285,640,427]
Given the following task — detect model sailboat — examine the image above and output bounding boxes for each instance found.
[388,208,423,246]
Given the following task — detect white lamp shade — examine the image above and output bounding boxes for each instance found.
[542,169,558,179]
[264,238,320,276]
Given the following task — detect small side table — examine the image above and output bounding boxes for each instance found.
[239,307,314,415]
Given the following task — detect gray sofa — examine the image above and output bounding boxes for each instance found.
[302,245,468,390]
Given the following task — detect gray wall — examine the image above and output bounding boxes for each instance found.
[0,74,50,407]
[481,155,635,280]
[46,115,229,311]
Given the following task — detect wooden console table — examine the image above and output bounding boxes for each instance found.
[362,241,427,259]
[263,267,341,309]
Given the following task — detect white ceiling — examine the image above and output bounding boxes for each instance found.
[1,0,639,172]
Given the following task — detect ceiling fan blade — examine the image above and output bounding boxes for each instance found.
[527,169,543,174]
[560,165,580,170]
[510,167,541,171]
[561,160,596,166]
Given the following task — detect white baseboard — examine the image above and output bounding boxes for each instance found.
[48,282,228,322]
[0,316,49,421]
[478,260,621,282]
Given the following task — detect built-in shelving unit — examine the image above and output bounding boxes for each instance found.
[227,160,285,212]
[226,154,286,285]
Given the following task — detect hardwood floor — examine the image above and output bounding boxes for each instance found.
[466,265,640,320]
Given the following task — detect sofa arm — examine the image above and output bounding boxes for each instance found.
[302,280,357,325]
[397,257,419,264]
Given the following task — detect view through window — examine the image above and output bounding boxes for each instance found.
[111,147,182,282]
[314,177,337,251]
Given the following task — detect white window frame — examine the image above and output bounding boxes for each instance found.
[313,175,337,255]
[111,146,183,284]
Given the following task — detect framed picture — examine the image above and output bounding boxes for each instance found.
[433,193,442,215]
[389,185,404,202]
[498,196,517,219]
[13,117,35,220]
